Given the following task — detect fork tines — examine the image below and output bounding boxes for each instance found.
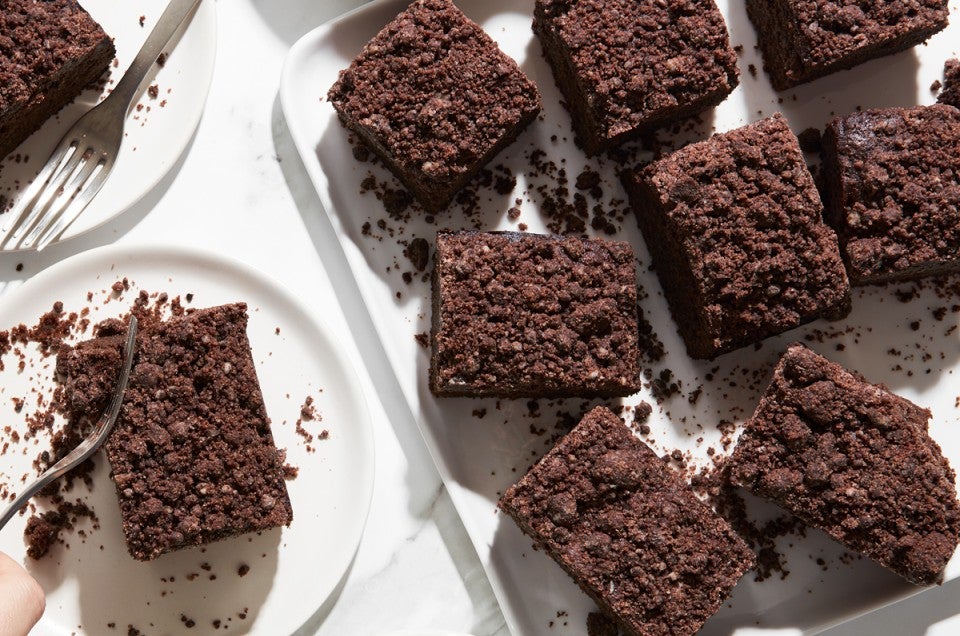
[0,132,111,252]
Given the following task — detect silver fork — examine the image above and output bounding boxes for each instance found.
[0,316,137,531]
[0,0,203,252]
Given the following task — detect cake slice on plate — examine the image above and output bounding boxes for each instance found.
[430,231,641,398]
[622,113,850,359]
[58,303,293,561]
[533,0,739,155]
[822,104,960,285]
[500,406,754,636]
[728,343,960,585]
[0,0,115,159]
[327,0,541,213]
[747,0,949,90]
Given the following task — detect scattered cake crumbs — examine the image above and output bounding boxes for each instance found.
[404,237,430,271]
[636,305,665,364]
[692,463,803,582]
[630,402,653,436]
[649,368,680,403]
[294,395,322,451]
[24,500,98,559]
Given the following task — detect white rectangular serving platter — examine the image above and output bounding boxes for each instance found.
[281,1,960,633]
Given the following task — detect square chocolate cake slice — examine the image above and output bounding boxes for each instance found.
[59,303,293,561]
[0,0,115,159]
[727,344,960,585]
[822,105,960,285]
[622,113,850,360]
[430,231,641,398]
[327,0,541,213]
[500,406,755,636]
[747,0,949,90]
[533,0,739,155]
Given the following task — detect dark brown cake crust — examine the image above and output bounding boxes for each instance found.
[939,58,960,109]
[533,0,738,156]
[59,304,293,561]
[821,105,960,285]
[430,231,641,398]
[728,344,960,585]
[0,0,115,159]
[747,0,949,90]
[500,406,755,636]
[622,113,851,360]
[327,0,541,213]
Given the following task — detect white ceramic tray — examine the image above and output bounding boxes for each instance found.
[281,1,960,634]
[0,245,375,635]
[0,0,217,251]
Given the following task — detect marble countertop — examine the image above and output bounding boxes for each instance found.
[2,1,959,634]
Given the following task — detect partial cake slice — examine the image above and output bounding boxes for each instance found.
[430,231,641,398]
[58,303,293,561]
[939,58,960,109]
[727,344,960,585]
[327,0,541,213]
[747,0,949,90]
[500,406,754,636]
[822,105,960,285]
[622,113,850,359]
[533,0,739,155]
[0,0,115,159]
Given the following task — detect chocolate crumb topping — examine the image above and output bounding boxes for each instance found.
[328,0,541,212]
[938,58,960,108]
[431,231,641,398]
[728,344,960,585]
[58,303,293,561]
[822,105,960,285]
[747,0,948,89]
[0,0,115,159]
[623,114,850,359]
[500,406,754,636]
[533,0,738,154]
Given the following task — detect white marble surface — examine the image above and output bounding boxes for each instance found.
[1,0,960,634]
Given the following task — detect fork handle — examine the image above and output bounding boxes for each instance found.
[107,0,204,116]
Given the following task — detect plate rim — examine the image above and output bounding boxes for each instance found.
[0,242,377,634]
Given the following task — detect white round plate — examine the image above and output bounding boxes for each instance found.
[0,244,375,635]
[0,0,217,251]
